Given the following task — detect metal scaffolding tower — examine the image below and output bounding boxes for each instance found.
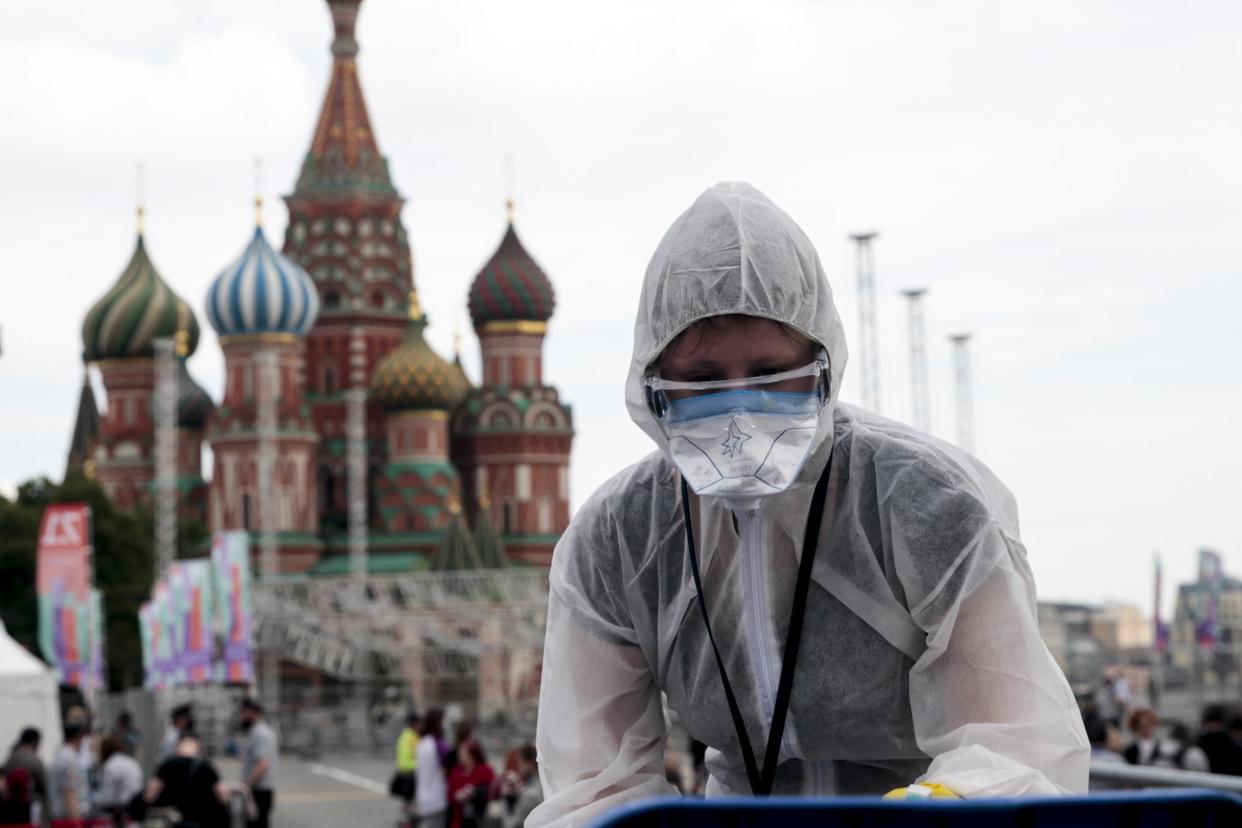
[255,349,281,709]
[346,327,369,592]
[153,337,178,581]
[850,232,881,413]
[949,333,974,453]
[252,569,551,718]
[902,288,930,432]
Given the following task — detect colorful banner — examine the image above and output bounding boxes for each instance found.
[137,532,255,688]
[152,580,176,687]
[36,503,93,687]
[138,600,156,690]
[212,531,254,684]
[87,588,106,694]
[164,565,189,685]
[173,560,214,684]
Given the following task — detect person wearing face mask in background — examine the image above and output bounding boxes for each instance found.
[527,182,1089,828]
[239,698,278,828]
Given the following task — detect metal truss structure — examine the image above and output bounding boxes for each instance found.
[850,232,881,413]
[252,569,551,714]
[949,333,974,453]
[902,288,930,432]
[153,337,178,582]
[256,350,281,710]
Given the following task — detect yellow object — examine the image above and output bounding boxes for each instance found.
[396,727,419,772]
[883,782,960,800]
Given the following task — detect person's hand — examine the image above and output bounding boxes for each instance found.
[456,784,475,801]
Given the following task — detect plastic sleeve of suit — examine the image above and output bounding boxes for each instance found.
[527,539,679,828]
[906,520,1090,796]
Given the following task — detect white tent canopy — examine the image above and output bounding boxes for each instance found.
[0,619,61,766]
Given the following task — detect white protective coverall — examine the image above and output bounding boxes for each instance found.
[529,182,1088,828]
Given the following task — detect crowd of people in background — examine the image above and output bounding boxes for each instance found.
[0,698,278,828]
[1081,673,1242,778]
[391,709,542,828]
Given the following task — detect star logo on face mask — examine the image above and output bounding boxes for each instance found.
[720,417,751,458]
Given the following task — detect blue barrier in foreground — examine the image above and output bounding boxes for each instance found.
[587,790,1242,828]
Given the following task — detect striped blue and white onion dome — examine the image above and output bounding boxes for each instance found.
[206,226,319,337]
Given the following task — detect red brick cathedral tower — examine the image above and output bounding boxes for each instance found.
[283,0,411,538]
[453,205,574,565]
[204,206,322,572]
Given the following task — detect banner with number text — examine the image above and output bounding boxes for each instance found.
[36,503,93,687]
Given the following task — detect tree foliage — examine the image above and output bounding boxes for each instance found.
[0,473,157,690]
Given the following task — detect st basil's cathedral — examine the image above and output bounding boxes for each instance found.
[70,0,573,576]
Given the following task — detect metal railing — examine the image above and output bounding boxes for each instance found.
[1090,759,1242,793]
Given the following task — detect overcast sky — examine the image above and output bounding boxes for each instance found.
[2,0,1239,615]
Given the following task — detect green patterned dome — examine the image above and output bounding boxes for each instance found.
[468,222,556,327]
[82,234,200,362]
[371,295,470,411]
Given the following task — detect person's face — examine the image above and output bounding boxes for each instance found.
[657,316,818,398]
[1137,713,1157,738]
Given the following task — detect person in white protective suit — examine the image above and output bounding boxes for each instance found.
[528,182,1089,828]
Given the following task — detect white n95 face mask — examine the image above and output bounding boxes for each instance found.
[645,359,829,499]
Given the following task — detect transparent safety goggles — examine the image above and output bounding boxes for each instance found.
[644,357,830,422]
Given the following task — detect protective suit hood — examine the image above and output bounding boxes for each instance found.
[625,182,849,467]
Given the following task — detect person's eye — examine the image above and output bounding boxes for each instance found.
[755,365,792,377]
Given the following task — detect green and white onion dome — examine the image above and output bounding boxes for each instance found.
[82,234,201,361]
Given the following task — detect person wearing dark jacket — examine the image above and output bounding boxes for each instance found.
[144,734,230,828]
[1197,706,1242,775]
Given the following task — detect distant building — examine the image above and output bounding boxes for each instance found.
[1092,603,1153,653]
[1169,557,1242,686]
[1039,602,1104,691]
[1038,600,1155,695]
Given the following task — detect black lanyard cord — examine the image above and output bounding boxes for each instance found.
[680,451,833,795]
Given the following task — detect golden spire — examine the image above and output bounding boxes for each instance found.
[136,161,146,236]
[254,156,264,227]
[174,303,190,357]
[504,153,515,223]
[453,305,462,357]
[408,289,423,321]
